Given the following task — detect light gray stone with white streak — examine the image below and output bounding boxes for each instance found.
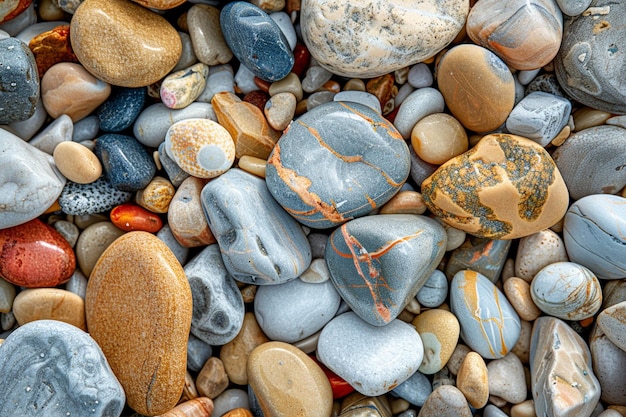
[506,92,571,146]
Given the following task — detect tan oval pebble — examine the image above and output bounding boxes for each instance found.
[511,320,532,364]
[41,62,111,122]
[597,301,626,352]
[515,229,568,281]
[456,351,489,409]
[0,277,16,313]
[160,63,209,110]
[75,221,125,277]
[37,0,67,20]
[86,231,192,415]
[502,258,516,281]
[510,399,536,417]
[550,125,571,147]
[343,78,366,92]
[196,357,230,399]
[222,408,254,417]
[264,92,296,131]
[136,176,176,214]
[167,176,215,247]
[447,343,472,376]
[417,385,472,417]
[187,4,233,66]
[13,288,86,331]
[240,284,257,304]
[53,141,102,184]
[269,72,304,102]
[157,397,214,417]
[70,0,182,87]
[247,341,333,417]
[237,155,267,178]
[390,397,410,415]
[504,277,541,322]
[487,352,527,404]
[379,190,427,215]
[411,113,469,165]
[573,107,612,132]
[412,309,460,375]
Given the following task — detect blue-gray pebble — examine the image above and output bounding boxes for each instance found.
[392,370,432,407]
[59,177,133,215]
[266,101,410,229]
[445,238,511,283]
[221,1,294,82]
[97,87,146,132]
[416,269,448,308]
[0,37,39,124]
[201,168,311,285]
[95,134,156,191]
[564,194,626,279]
[0,320,125,417]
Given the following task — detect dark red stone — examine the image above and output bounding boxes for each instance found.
[292,43,311,77]
[243,90,269,111]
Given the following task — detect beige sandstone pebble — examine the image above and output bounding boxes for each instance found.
[160,63,209,109]
[597,300,626,352]
[411,113,468,165]
[510,399,536,417]
[487,352,527,404]
[239,284,257,304]
[456,351,489,409]
[572,107,612,132]
[447,343,472,376]
[187,4,233,66]
[343,78,366,91]
[390,397,410,415]
[13,288,86,331]
[250,0,284,12]
[511,320,532,364]
[167,176,215,247]
[196,357,229,399]
[504,277,542,321]
[136,176,176,214]
[418,385,472,417]
[412,309,460,375]
[238,155,267,178]
[269,73,304,102]
[75,221,125,277]
[379,190,427,215]
[53,141,102,184]
[515,229,568,282]
[550,125,571,147]
[264,92,296,131]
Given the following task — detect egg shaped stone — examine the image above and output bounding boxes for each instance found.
[421,133,569,240]
[266,101,410,229]
[531,262,602,321]
[450,270,521,359]
[165,118,236,179]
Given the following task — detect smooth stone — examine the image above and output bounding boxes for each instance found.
[266,101,410,229]
[379,190,427,216]
[136,176,176,214]
[531,261,602,321]
[133,102,217,148]
[86,231,192,415]
[221,2,293,82]
[445,238,511,283]
[172,32,198,73]
[504,277,542,322]
[0,0,31,24]
[412,309,460,375]
[530,316,601,417]
[597,301,626,352]
[0,37,39,123]
[234,64,258,95]
[485,405,511,417]
[248,341,333,417]
[160,62,209,109]
[13,288,85,330]
[159,398,215,417]
[0,1,35,36]
[607,115,626,129]
[52,220,78,249]
[72,114,99,142]
[70,0,181,87]
[269,11,296,50]
[254,277,340,343]
[563,194,626,279]
[212,389,250,417]
[197,357,229,399]
[302,65,333,93]
[269,72,303,102]
[506,92,572,146]
[339,393,392,417]
[555,0,626,114]
[0,129,66,229]
[65,269,88,299]
[467,0,563,70]
[408,63,433,88]
[518,68,542,86]
[201,168,311,285]
[556,0,592,15]
[411,112,469,165]
[392,370,432,407]
[589,325,626,405]
[421,134,570,239]
[220,312,270,385]
[75,221,125,277]
[58,177,133,215]
[96,87,145,132]
[456,351,489,409]
[417,385,472,417]
[28,113,72,155]
[187,333,212,373]
[395,83,416,109]
[212,92,280,160]
[187,4,233,66]
[450,270,521,359]
[4,96,46,141]
[306,90,336,111]
[167,176,215,247]
[0,320,124,416]
[301,0,468,78]
[95,133,156,192]
[333,91,382,114]
[197,64,235,103]
[0,277,15,313]
[53,141,102,184]
[165,118,235,179]
[393,87,445,139]
[515,229,569,281]
[317,312,424,396]
[185,244,244,346]
[437,44,515,132]
[264,92,296,131]
[416,269,448,308]
[487,353,527,404]
[0,219,75,287]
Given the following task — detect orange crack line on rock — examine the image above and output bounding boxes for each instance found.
[338,101,404,141]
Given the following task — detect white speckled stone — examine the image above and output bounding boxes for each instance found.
[394,88,445,139]
[487,353,527,404]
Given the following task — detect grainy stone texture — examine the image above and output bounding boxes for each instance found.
[597,301,626,352]
[59,178,133,216]
[456,351,489,409]
[187,4,233,66]
[589,324,626,405]
[0,37,39,123]
[412,309,460,375]
[515,229,569,281]
[417,385,472,417]
[97,87,146,132]
[445,238,511,283]
[167,176,215,247]
[13,288,86,330]
[95,133,156,192]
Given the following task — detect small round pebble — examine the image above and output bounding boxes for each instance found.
[411,113,468,165]
[53,141,102,184]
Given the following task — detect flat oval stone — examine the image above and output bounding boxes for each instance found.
[95,133,156,192]
[450,270,521,359]
[515,229,569,281]
[254,277,341,343]
[201,168,311,285]
[70,0,182,87]
[317,311,424,396]
[555,0,626,114]
[247,341,333,417]
[0,320,125,416]
[86,231,192,415]
[59,177,133,216]
[421,134,569,239]
[53,141,102,184]
[266,101,410,229]
[417,385,472,417]
[324,214,446,326]
[412,309,460,375]
[96,87,146,133]
[13,288,85,330]
[466,0,563,70]
[553,126,626,199]
[301,0,468,78]
[221,2,293,82]
[0,219,75,288]
[167,176,215,248]
[0,37,39,123]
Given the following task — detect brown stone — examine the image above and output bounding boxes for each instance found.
[130,0,185,10]
[157,397,214,417]
[167,176,215,248]
[504,277,541,321]
[222,409,254,417]
[366,74,395,107]
[12,288,86,331]
[379,190,427,215]
[196,357,229,399]
[28,24,79,76]
[86,231,192,415]
[456,351,489,409]
[417,385,472,417]
[136,176,176,214]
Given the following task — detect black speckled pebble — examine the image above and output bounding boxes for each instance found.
[59,177,133,215]
[0,37,39,124]
[97,87,146,132]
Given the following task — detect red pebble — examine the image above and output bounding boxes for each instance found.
[310,355,355,399]
[110,203,163,233]
[253,77,271,93]
[0,218,76,288]
[243,90,269,111]
[292,44,311,77]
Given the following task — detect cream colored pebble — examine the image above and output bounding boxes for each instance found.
[12,288,86,331]
[268,72,303,101]
[504,277,542,321]
[379,190,427,215]
[136,176,176,214]
[456,351,489,409]
[572,107,611,132]
[411,113,468,165]
[264,92,296,131]
[238,155,267,178]
[53,141,102,184]
[510,399,536,417]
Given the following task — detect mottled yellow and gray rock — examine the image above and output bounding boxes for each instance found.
[412,309,460,375]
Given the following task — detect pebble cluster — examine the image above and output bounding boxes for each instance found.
[0,0,625,417]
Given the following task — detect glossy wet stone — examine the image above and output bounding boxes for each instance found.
[95,133,156,192]
[0,37,39,123]
[324,214,446,326]
[167,176,215,247]
[96,87,145,132]
[0,320,125,416]
[266,101,410,229]
[201,168,311,285]
[422,134,569,239]
[58,177,133,216]
[450,270,521,359]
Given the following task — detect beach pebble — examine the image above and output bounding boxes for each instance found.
[86,231,192,415]
[0,0,31,24]
[563,194,626,279]
[28,113,72,155]
[58,177,133,216]
[412,309,460,375]
[317,312,424,396]
[445,238,511,283]
[411,113,468,165]
[530,261,602,321]
[597,301,626,352]
[300,0,468,78]
[95,133,156,192]
[408,63,433,88]
[266,101,410,229]
[212,389,250,417]
[109,203,162,233]
[65,269,88,299]
[417,385,472,417]
[187,4,233,66]
[160,62,209,109]
[392,370,432,407]
[456,351,489,409]
[0,37,39,124]
[556,0,592,15]
[269,11,296,50]
[196,357,229,399]
[264,92,296,131]
[75,221,125,277]
[515,229,569,281]
[201,168,311,285]
[334,91,382,114]
[167,176,215,247]
[0,1,35,35]
[416,270,448,308]
[158,398,214,417]
[302,65,333,93]
[487,353,527,404]
[269,72,303,101]
[135,176,175,214]
[70,0,181,87]
[96,87,145,133]
[53,141,102,184]
[504,277,542,322]
[0,277,16,313]
[394,87,445,139]
[0,320,125,417]
[379,190,427,215]
[12,288,85,330]
[450,270,521,359]
[72,114,99,142]
[422,134,569,239]
[589,325,626,405]
[187,334,212,373]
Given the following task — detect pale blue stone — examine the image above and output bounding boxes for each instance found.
[407,63,433,88]
[393,87,445,139]
[392,371,432,407]
[334,91,382,114]
[416,269,448,308]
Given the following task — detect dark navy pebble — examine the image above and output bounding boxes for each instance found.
[96,87,146,132]
[95,134,156,191]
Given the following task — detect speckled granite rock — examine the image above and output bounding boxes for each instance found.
[58,177,133,215]
[300,0,469,78]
